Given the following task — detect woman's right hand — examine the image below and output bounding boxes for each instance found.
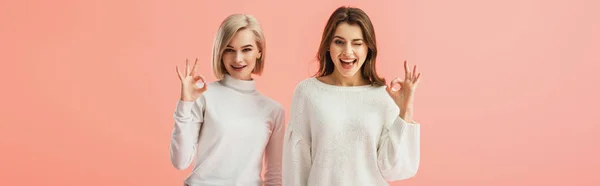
[176,58,207,102]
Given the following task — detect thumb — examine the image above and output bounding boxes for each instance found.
[385,85,393,94]
[390,77,404,91]
[193,76,202,82]
[199,83,208,93]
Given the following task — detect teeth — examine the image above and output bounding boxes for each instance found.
[341,59,356,63]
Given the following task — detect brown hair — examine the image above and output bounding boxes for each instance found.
[315,6,386,86]
[212,14,266,79]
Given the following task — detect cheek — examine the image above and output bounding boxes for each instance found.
[328,46,342,60]
[222,53,233,64]
[358,46,369,57]
[357,47,369,65]
[247,52,257,60]
[244,53,258,65]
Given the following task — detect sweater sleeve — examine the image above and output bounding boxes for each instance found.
[377,116,421,181]
[169,97,205,170]
[263,107,286,186]
[282,84,312,186]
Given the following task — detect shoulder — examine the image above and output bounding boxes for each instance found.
[292,77,318,96]
[263,95,285,112]
[368,84,394,101]
[371,85,400,111]
[206,81,224,90]
[200,80,226,96]
[372,84,388,93]
[254,93,285,115]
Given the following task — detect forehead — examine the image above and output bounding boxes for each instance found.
[227,29,256,47]
[333,22,364,40]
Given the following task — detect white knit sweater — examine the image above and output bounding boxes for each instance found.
[282,77,420,186]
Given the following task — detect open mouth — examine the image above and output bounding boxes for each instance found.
[231,64,247,71]
[340,58,357,69]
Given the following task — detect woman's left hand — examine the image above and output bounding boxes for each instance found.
[386,60,421,123]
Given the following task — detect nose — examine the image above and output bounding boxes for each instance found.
[342,44,354,56]
[234,51,243,63]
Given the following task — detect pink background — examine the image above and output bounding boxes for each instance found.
[1,0,599,185]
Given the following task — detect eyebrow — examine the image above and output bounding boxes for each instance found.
[226,44,254,48]
[333,36,363,42]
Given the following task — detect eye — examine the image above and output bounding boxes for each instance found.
[353,42,363,46]
[242,48,252,52]
[224,48,234,53]
[334,40,344,45]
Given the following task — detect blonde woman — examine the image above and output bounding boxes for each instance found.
[170,14,284,186]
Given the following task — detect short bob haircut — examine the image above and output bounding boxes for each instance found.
[212,14,266,79]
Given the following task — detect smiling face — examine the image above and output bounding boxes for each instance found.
[315,6,387,86]
[221,28,262,80]
[211,14,266,80]
[328,22,369,78]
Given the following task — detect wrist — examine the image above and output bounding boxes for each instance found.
[398,111,409,120]
[180,95,194,102]
[398,103,413,112]
[398,104,413,122]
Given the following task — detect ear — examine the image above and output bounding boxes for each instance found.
[257,51,262,59]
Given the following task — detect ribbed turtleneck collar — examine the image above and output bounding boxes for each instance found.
[221,74,256,93]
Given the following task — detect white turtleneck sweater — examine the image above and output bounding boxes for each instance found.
[282,78,421,186]
[170,75,285,186]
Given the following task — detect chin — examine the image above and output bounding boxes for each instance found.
[335,68,359,77]
[340,73,354,77]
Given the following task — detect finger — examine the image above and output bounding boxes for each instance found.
[391,77,402,84]
[198,79,208,93]
[412,65,417,80]
[185,59,190,76]
[389,77,398,87]
[193,75,207,91]
[176,66,182,80]
[200,84,208,93]
[385,85,394,95]
[404,60,409,78]
[414,72,422,84]
[390,77,403,91]
[198,75,207,83]
[190,58,198,76]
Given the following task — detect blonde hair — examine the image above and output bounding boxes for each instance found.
[212,14,266,79]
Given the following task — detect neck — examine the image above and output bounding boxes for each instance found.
[232,74,253,81]
[329,71,369,86]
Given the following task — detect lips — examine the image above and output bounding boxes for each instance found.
[340,58,356,69]
[231,64,247,71]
